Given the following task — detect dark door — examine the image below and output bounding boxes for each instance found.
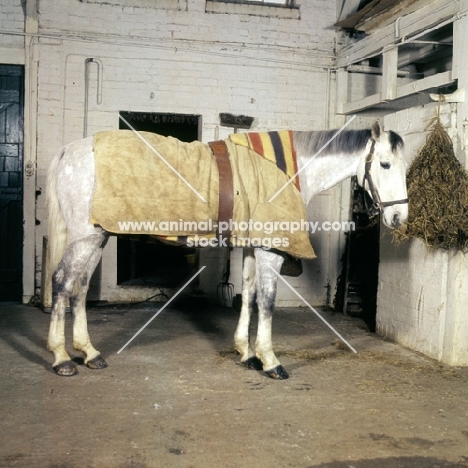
[117,112,200,287]
[0,65,24,301]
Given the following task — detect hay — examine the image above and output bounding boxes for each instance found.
[394,120,468,252]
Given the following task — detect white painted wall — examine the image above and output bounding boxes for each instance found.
[27,0,342,305]
[0,1,25,64]
[379,103,468,366]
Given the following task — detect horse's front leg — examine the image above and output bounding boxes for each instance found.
[71,239,108,370]
[254,248,289,379]
[234,249,263,370]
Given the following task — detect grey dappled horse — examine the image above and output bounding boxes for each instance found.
[46,121,408,378]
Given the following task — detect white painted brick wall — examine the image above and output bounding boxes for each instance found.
[0,1,25,57]
[379,102,468,365]
[32,0,339,305]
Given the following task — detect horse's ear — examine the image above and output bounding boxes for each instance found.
[371,121,382,140]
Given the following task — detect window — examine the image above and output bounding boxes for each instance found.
[213,0,295,5]
[237,0,295,4]
[206,0,300,18]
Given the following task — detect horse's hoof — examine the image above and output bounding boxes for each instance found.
[53,360,78,376]
[243,356,263,370]
[265,365,289,380]
[86,355,108,370]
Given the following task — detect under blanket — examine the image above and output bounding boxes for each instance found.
[90,130,315,260]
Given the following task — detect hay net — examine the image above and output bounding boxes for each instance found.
[395,120,468,252]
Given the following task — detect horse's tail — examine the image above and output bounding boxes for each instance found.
[46,146,68,276]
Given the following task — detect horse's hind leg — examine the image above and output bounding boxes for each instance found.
[234,249,262,370]
[48,273,75,376]
[71,236,109,369]
[254,248,288,379]
[47,233,107,376]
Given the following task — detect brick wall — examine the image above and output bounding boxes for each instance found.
[0,1,25,56]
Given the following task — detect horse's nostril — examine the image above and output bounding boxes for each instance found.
[392,213,401,228]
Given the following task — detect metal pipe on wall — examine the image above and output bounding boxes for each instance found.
[83,58,103,138]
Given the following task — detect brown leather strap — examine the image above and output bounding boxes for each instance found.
[209,140,233,245]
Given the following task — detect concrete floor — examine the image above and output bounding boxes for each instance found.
[1,300,468,468]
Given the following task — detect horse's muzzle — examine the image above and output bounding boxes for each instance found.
[385,206,408,229]
[391,212,404,229]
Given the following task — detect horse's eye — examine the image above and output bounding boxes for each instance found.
[380,162,391,169]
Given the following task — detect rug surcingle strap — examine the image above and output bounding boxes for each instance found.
[209,140,234,244]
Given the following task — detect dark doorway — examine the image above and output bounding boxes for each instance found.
[0,65,24,302]
[335,177,380,332]
[117,112,201,287]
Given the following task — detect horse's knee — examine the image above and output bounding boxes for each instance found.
[52,267,75,297]
[52,234,106,297]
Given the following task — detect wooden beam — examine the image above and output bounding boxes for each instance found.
[336,0,459,68]
[340,70,454,114]
[341,92,383,114]
[452,0,468,167]
[23,0,39,301]
[337,0,362,23]
[452,1,468,82]
[382,47,398,100]
[395,70,453,98]
[397,43,450,68]
[335,68,349,115]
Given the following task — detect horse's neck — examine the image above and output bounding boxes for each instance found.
[296,150,361,206]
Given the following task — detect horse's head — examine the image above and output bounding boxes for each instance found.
[357,121,408,229]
